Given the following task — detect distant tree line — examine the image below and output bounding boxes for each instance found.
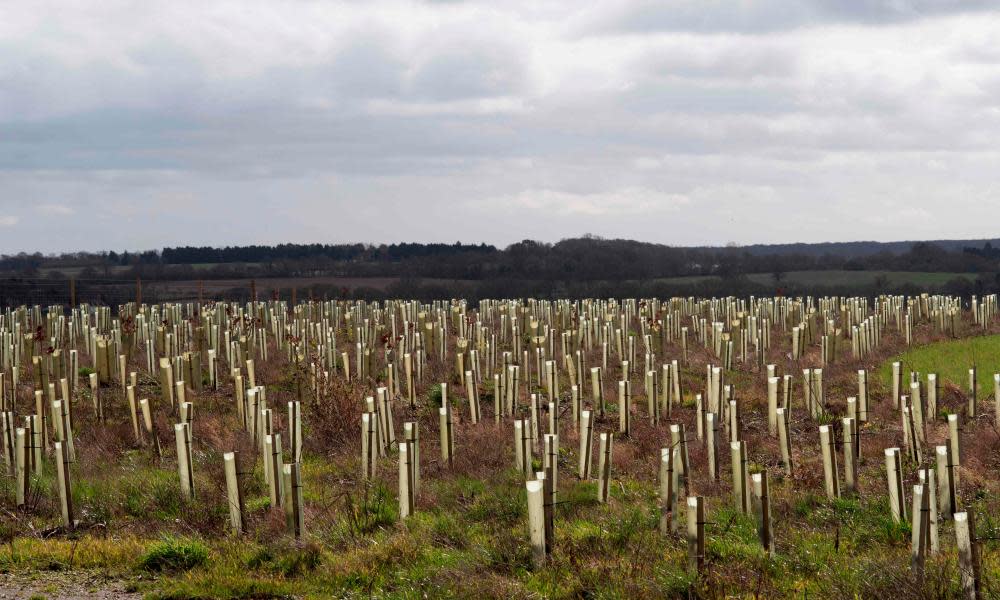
[963,242,1000,260]
[158,242,496,264]
[215,271,995,305]
[3,238,1000,299]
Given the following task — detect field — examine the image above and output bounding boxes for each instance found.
[29,266,980,291]
[759,270,976,288]
[658,270,977,289]
[1,295,998,599]
[148,276,402,295]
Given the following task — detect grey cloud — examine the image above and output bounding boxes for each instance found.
[326,42,407,100]
[812,0,990,24]
[641,44,799,81]
[575,0,996,35]
[2,1,1000,253]
[408,43,528,100]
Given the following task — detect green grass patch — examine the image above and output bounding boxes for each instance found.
[140,537,209,573]
[880,333,1000,396]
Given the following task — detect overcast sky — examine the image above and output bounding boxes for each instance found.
[3,1,1000,253]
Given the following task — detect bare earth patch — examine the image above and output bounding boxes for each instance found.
[0,570,141,600]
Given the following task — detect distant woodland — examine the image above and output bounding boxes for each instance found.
[4,236,1000,303]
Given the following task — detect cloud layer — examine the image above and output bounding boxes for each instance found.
[2,1,1000,252]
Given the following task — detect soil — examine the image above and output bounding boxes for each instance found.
[0,571,141,600]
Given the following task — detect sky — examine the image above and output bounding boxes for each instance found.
[3,0,1000,253]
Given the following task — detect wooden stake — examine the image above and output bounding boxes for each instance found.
[777,407,793,476]
[283,463,304,538]
[954,511,981,599]
[731,440,750,513]
[752,470,774,556]
[362,413,377,480]
[597,432,613,503]
[174,422,194,500]
[54,440,73,527]
[659,446,677,535]
[687,496,705,573]
[936,444,957,519]
[842,418,858,494]
[911,483,929,578]
[885,447,906,523]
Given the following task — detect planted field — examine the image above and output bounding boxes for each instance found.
[0,294,998,598]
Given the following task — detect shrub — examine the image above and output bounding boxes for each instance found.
[341,482,395,539]
[247,543,322,577]
[428,383,443,406]
[276,543,322,577]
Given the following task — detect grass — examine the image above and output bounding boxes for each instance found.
[139,537,209,573]
[2,468,994,598]
[0,537,148,572]
[879,332,1000,396]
